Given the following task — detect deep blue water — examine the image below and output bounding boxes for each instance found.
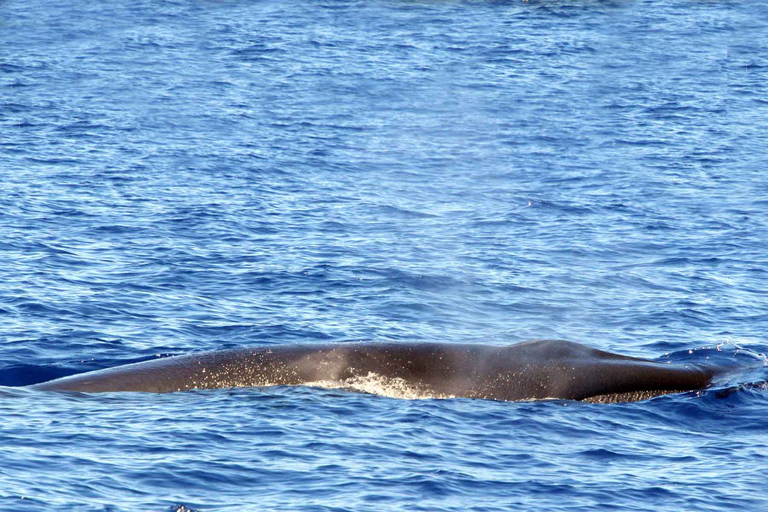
[2,0,768,509]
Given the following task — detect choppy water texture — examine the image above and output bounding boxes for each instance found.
[2,0,768,510]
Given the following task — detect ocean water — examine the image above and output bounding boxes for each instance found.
[2,0,768,509]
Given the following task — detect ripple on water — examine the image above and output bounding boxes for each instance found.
[1,0,768,510]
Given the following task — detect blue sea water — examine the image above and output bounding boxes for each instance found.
[2,0,768,509]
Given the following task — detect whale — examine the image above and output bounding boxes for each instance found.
[28,340,722,403]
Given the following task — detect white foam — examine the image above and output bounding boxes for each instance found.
[304,372,455,400]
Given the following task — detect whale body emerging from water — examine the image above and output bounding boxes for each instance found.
[29,340,720,403]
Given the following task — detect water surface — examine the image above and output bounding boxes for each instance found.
[2,0,768,510]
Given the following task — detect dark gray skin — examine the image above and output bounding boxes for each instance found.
[29,340,718,403]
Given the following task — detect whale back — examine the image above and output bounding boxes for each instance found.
[29,340,716,402]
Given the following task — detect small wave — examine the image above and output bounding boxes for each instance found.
[659,342,768,403]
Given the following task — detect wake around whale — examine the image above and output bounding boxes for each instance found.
[28,340,723,403]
